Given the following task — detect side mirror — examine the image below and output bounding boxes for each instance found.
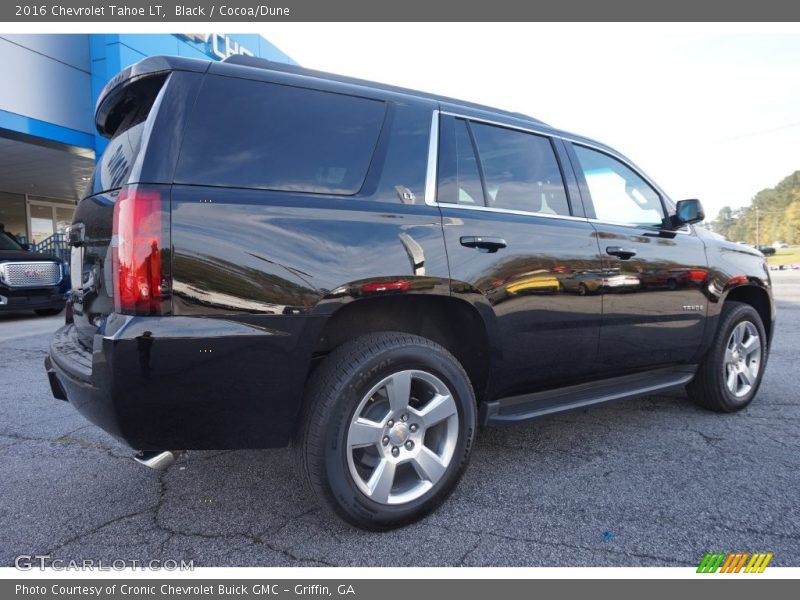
[672,199,705,228]
[20,243,30,251]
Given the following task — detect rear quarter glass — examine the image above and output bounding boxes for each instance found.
[175,75,386,195]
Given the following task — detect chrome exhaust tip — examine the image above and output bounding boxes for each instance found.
[133,450,184,470]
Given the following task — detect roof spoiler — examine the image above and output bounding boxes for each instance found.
[95,56,211,138]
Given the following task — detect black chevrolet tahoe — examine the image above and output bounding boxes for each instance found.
[1,226,67,316]
[46,55,775,529]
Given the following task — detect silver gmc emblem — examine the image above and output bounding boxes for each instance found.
[24,270,45,278]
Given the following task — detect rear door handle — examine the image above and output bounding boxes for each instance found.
[460,236,507,253]
[606,246,637,260]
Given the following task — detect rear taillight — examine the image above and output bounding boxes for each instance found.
[111,185,170,315]
[360,280,411,294]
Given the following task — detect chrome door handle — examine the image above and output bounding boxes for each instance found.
[606,246,637,260]
[460,236,507,253]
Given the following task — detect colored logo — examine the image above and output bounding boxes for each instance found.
[697,552,773,573]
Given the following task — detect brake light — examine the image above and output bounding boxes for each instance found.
[360,280,411,294]
[111,185,170,315]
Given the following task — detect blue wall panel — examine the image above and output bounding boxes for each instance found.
[0,35,93,134]
[1,33,295,159]
[1,34,90,71]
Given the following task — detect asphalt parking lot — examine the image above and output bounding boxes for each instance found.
[1,272,798,568]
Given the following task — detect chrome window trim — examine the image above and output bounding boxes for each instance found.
[430,110,583,224]
[439,203,590,223]
[423,109,439,207]
[440,110,555,139]
[566,139,680,227]
[440,110,673,210]
[586,218,693,236]
[428,109,693,234]
[561,137,667,196]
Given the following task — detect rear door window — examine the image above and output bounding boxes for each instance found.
[470,122,571,216]
[437,116,484,206]
[176,75,386,195]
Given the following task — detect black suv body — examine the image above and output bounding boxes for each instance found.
[0,228,67,315]
[46,55,775,528]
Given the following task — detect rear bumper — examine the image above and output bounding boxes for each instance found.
[46,314,322,450]
[46,323,128,441]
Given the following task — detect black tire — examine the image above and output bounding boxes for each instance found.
[294,332,477,530]
[687,301,768,412]
[34,308,62,316]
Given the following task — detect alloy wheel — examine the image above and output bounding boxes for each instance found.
[345,370,459,505]
[723,320,761,398]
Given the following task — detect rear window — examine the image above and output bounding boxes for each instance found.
[176,75,387,195]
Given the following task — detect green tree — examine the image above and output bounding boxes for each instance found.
[784,201,800,245]
[710,206,737,239]
[710,171,800,245]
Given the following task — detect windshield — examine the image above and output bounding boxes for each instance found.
[0,231,24,251]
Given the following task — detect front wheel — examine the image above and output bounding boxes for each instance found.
[294,332,476,530]
[687,301,768,412]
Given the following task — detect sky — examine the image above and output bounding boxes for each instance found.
[261,23,800,221]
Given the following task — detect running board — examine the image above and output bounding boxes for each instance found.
[481,366,697,426]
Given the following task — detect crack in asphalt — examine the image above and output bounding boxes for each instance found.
[439,524,691,566]
[456,536,483,566]
[713,524,800,542]
[0,429,129,458]
[10,427,796,567]
[42,507,160,558]
[686,429,727,449]
[39,463,337,567]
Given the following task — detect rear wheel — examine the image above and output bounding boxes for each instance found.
[295,332,476,530]
[688,301,767,412]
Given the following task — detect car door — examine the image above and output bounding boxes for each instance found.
[565,142,709,370]
[436,112,605,398]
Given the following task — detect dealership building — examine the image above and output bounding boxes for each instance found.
[0,33,294,249]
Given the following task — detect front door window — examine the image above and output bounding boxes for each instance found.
[573,145,665,228]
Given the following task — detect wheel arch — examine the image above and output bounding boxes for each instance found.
[311,295,492,402]
[693,280,774,365]
[724,284,774,341]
